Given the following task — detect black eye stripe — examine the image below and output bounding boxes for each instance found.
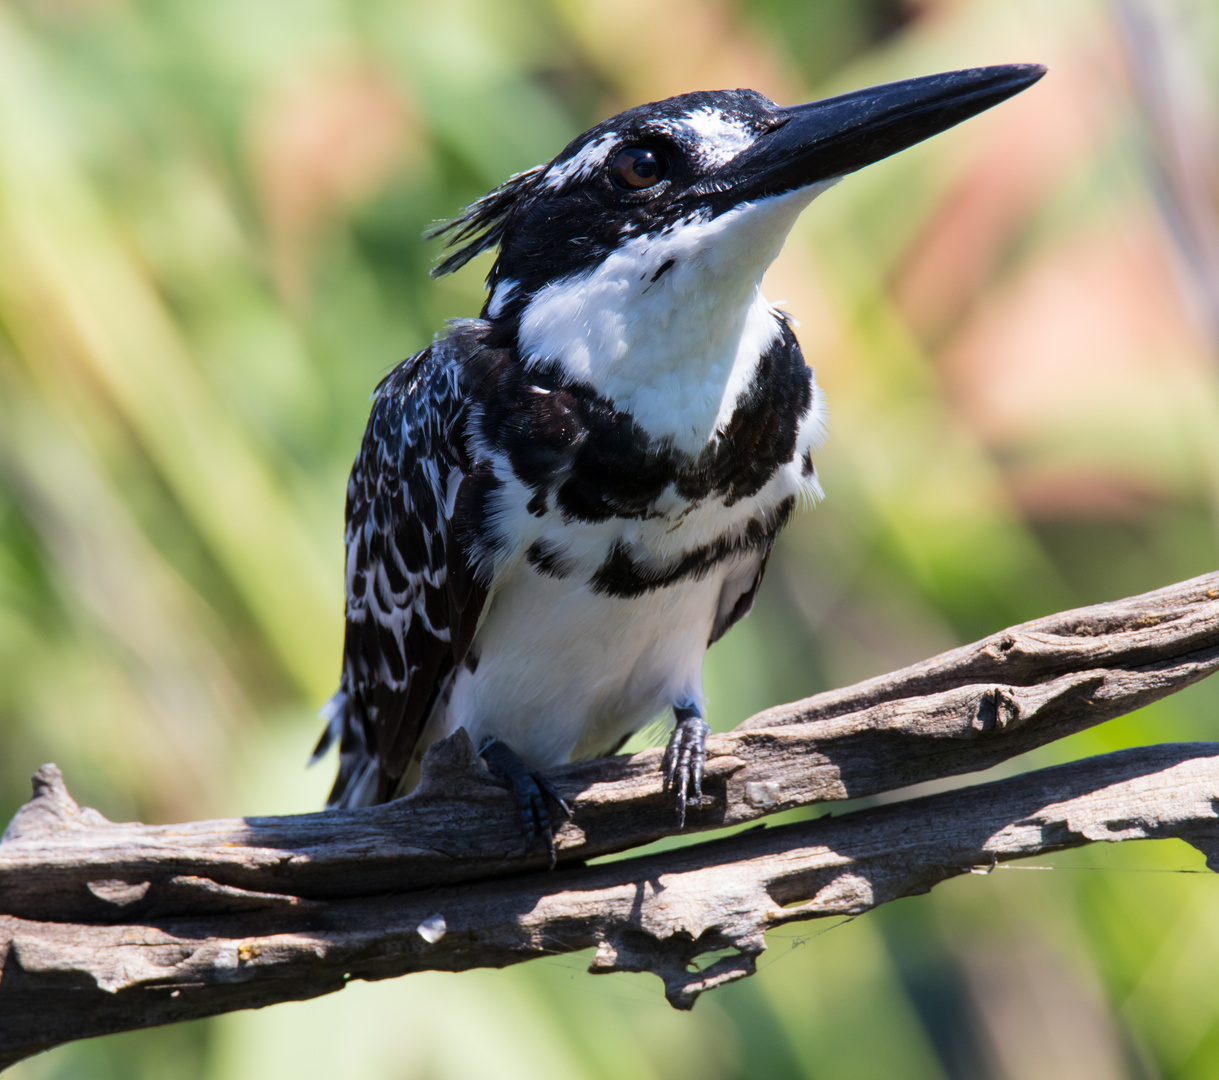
[611,146,668,191]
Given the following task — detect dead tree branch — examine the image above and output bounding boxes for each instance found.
[1,571,1218,1069]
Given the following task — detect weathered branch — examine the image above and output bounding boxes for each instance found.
[1,571,1218,1069]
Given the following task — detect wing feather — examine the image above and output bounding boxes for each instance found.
[320,338,486,807]
[708,549,771,647]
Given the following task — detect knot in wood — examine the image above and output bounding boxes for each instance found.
[972,686,1024,733]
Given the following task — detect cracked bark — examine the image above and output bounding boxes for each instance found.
[1,571,1217,1070]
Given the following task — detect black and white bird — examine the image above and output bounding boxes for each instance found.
[313,64,1045,853]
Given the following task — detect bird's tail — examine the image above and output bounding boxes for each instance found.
[310,689,383,809]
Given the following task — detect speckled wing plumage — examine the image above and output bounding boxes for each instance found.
[314,331,487,808]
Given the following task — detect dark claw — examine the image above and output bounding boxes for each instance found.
[481,740,571,867]
[662,704,711,828]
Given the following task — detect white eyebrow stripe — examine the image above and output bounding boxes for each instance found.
[676,107,757,167]
[542,132,620,190]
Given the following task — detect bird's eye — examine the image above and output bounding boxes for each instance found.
[611,146,668,190]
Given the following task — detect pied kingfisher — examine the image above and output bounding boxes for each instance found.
[313,64,1046,856]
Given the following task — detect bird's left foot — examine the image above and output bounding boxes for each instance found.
[662,701,710,828]
[481,739,571,868]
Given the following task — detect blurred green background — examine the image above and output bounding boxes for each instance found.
[2,0,1218,1075]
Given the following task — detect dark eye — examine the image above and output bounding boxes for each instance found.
[611,146,668,190]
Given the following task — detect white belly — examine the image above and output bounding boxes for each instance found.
[420,558,742,770]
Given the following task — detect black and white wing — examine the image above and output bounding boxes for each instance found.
[314,337,487,808]
[707,502,796,647]
[708,549,772,647]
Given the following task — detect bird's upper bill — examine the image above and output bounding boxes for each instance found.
[686,63,1047,211]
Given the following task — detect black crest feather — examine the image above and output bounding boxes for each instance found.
[426,164,547,278]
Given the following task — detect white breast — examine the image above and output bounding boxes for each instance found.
[425,551,747,770]
[417,419,825,772]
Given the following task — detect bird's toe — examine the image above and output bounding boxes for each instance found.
[481,740,569,867]
[662,709,711,828]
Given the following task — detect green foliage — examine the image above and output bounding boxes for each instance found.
[2,0,1219,1075]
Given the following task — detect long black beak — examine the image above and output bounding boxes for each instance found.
[698,64,1046,205]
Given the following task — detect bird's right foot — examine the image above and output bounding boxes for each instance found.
[481,740,571,868]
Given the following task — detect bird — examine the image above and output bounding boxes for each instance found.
[312,63,1046,858]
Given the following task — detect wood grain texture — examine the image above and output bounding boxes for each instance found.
[1,571,1218,1069]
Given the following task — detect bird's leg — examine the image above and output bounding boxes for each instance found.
[480,740,572,868]
[662,699,711,828]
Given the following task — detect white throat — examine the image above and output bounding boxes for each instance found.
[516,181,837,455]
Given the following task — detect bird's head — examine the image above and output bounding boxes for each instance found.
[430,65,1045,324]
[431,65,1043,436]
